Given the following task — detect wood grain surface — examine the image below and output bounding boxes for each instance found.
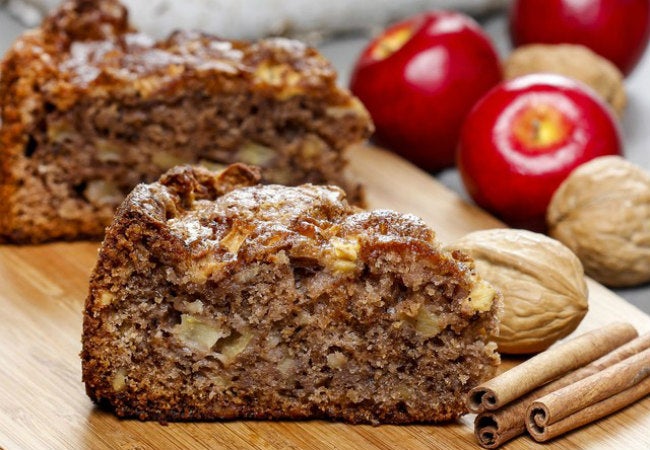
[1,146,648,449]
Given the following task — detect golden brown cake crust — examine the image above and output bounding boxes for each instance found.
[0,0,371,244]
[82,164,500,424]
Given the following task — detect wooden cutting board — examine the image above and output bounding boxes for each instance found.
[1,146,649,449]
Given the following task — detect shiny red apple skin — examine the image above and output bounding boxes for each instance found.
[350,11,502,172]
[458,74,623,231]
[510,0,650,76]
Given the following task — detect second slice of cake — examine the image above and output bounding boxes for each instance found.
[82,164,501,424]
[0,0,372,243]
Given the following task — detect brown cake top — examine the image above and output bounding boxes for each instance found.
[1,0,365,113]
[154,165,431,240]
[109,164,492,306]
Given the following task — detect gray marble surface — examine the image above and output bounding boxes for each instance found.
[0,9,648,313]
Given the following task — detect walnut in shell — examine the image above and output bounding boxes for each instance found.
[448,228,588,354]
[548,155,650,287]
[504,44,626,117]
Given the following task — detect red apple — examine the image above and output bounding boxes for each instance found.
[509,0,650,76]
[457,74,623,231]
[350,11,502,172]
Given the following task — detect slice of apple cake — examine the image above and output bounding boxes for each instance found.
[81,164,501,424]
[0,0,371,243]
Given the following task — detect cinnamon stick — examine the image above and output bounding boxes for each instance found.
[526,347,650,442]
[467,322,637,414]
[529,377,650,442]
[474,332,650,448]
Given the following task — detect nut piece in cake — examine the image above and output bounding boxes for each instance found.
[81,164,501,424]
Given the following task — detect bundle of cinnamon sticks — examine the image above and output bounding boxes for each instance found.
[466,322,650,448]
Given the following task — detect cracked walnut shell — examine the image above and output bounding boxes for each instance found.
[548,156,650,287]
[448,228,588,354]
[504,44,626,117]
